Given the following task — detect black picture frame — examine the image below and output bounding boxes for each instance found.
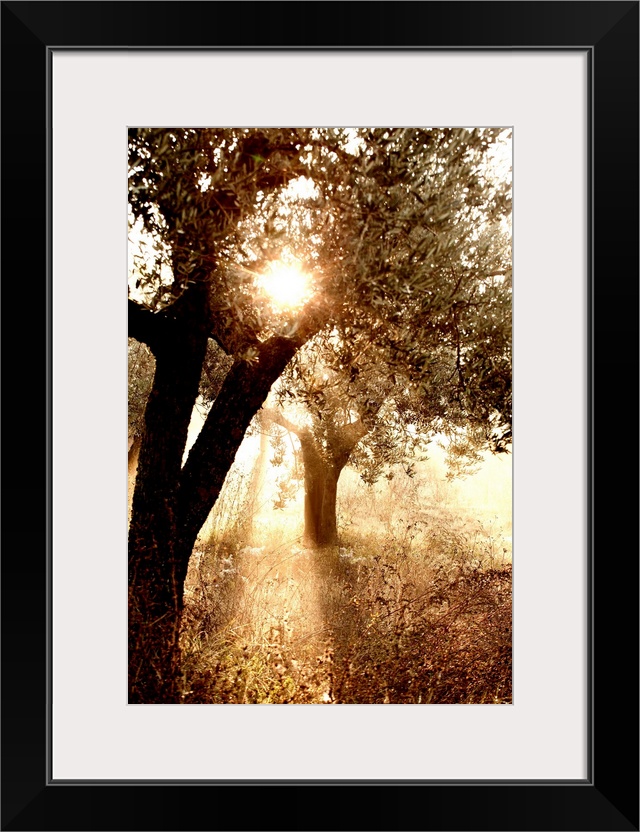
[2,2,638,830]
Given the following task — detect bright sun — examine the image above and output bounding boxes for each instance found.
[258,261,312,310]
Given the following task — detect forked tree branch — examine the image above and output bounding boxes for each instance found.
[128,299,166,353]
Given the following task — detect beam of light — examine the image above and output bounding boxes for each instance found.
[257,261,313,310]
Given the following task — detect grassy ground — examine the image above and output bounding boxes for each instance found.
[178,467,512,704]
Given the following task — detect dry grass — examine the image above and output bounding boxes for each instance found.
[178,467,511,704]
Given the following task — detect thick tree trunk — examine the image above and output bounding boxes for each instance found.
[128,288,323,703]
[265,409,372,549]
[299,431,344,547]
[319,468,340,544]
[128,325,208,704]
[174,337,300,572]
[129,337,296,702]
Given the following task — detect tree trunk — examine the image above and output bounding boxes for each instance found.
[174,337,300,574]
[264,410,372,549]
[129,336,298,702]
[128,326,208,704]
[319,467,340,544]
[299,431,345,547]
[128,285,322,702]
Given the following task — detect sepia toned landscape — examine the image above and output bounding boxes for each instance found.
[128,128,512,704]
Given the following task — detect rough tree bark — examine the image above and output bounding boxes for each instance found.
[173,337,304,582]
[267,411,370,547]
[128,290,324,702]
[128,289,210,703]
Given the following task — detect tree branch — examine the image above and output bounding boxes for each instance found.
[278,298,332,350]
[261,406,303,437]
[206,303,260,357]
[342,416,371,446]
[128,299,166,353]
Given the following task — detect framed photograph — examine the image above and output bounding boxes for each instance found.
[2,2,637,830]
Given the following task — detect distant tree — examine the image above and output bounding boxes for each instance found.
[265,237,511,547]
[264,355,386,546]
[263,151,512,546]
[127,127,510,701]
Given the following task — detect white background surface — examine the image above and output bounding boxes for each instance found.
[52,51,588,781]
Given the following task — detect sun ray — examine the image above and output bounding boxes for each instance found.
[257,261,312,310]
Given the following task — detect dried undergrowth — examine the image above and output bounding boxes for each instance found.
[178,476,511,704]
